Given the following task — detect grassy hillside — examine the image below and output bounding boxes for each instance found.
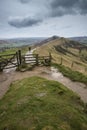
[52,63,87,85]
[35,37,87,75]
[0,76,87,130]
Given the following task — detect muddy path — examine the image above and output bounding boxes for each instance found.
[0,66,87,103]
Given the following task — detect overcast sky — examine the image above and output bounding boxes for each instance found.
[0,0,87,38]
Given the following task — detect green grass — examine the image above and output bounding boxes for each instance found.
[52,63,87,85]
[0,48,18,63]
[0,46,28,56]
[0,48,18,55]
[0,76,87,130]
[0,47,29,63]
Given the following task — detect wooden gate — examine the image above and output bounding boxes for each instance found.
[22,53,51,66]
[0,52,19,71]
[0,50,52,71]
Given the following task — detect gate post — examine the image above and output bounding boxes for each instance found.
[16,52,20,69]
[18,50,22,65]
[36,54,39,65]
[0,62,3,72]
[60,57,63,65]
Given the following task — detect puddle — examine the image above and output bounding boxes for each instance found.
[51,67,63,78]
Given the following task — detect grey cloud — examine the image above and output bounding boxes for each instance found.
[50,0,87,17]
[8,16,42,28]
[63,25,72,29]
[50,7,76,17]
[6,0,87,29]
[19,0,30,4]
[51,0,78,8]
[79,0,87,14]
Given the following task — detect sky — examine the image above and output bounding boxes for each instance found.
[0,0,87,38]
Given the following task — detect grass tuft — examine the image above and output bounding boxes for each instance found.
[52,63,87,85]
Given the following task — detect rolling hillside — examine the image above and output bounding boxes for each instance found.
[35,36,87,74]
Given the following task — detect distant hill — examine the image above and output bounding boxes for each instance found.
[0,37,46,50]
[0,40,10,51]
[0,40,9,44]
[6,37,46,44]
[37,36,87,49]
[69,36,87,44]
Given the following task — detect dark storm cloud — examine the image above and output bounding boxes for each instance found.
[51,0,77,8]
[7,0,87,28]
[79,0,87,14]
[8,16,42,28]
[50,7,76,17]
[50,0,87,17]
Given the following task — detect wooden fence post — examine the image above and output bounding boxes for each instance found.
[36,54,39,65]
[16,52,20,68]
[60,57,63,65]
[18,50,22,65]
[71,61,74,68]
[0,63,3,72]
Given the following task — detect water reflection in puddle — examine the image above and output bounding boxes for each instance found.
[41,67,63,80]
[51,67,63,79]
